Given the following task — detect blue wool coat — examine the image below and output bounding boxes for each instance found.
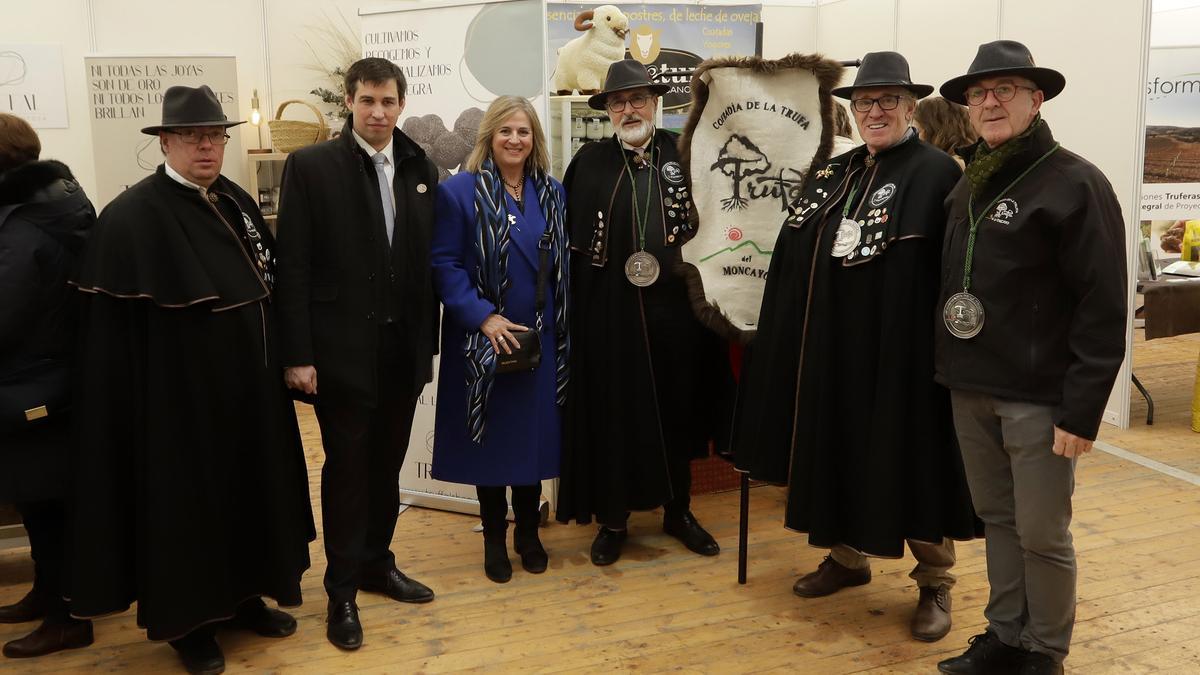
[430,170,564,487]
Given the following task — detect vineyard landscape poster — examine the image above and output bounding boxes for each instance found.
[1142,46,1200,260]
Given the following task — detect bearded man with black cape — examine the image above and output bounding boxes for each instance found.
[68,86,315,674]
[556,60,734,567]
[730,53,979,643]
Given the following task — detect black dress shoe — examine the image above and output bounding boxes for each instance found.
[484,539,513,583]
[937,630,1027,674]
[513,529,548,574]
[325,601,363,651]
[0,589,45,624]
[2,618,93,658]
[169,627,224,675]
[228,597,297,638]
[590,527,628,566]
[361,568,435,604]
[663,512,720,556]
[1018,652,1064,675]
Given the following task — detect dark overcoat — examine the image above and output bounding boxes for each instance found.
[275,118,440,406]
[0,160,93,502]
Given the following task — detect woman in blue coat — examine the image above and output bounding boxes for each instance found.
[431,96,569,583]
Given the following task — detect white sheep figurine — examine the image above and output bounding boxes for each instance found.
[552,5,629,95]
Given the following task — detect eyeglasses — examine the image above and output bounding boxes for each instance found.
[964,84,1035,106]
[850,95,910,113]
[606,94,652,113]
[168,129,231,145]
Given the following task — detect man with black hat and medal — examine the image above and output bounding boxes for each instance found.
[556,59,733,566]
[70,85,315,674]
[730,52,979,642]
[935,42,1127,675]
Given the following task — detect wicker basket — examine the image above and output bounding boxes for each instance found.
[268,100,329,153]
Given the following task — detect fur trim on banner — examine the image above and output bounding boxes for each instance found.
[677,53,844,343]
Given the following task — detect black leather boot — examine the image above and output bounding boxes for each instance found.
[512,484,548,574]
[477,486,512,583]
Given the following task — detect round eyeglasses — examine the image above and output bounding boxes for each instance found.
[964,84,1035,106]
[168,129,232,145]
[849,95,909,113]
[606,94,652,113]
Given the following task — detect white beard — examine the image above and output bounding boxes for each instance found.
[615,117,654,147]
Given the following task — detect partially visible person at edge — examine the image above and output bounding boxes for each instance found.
[275,57,439,652]
[934,41,1127,675]
[914,96,979,168]
[429,95,568,585]
[730,51,980,643]
[68,85,314,675]
[555,59,734,566]
[831,101,858,155]
[0,113,95,660]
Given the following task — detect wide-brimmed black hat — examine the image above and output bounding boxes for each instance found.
[587,59,670,110]
[140,85,244,135]
[940,40,1065,105]
[831,51,933,100]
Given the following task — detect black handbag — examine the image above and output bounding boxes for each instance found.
[495,229,553,374]
[0,359,71,435]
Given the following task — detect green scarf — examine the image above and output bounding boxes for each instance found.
[965,115,1044,198]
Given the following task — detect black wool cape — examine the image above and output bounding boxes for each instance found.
[69,167,315,640]
[556,131,733,526]
[732,134,980,557]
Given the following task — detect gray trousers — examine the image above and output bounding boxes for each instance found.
[830,539,957,589]
[950,389,1077,663]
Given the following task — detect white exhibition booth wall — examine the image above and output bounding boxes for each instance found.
[1,0,1164,512]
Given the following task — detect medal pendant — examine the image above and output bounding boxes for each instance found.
[625,251,660,287]
[943,291,986,339]
[831,218,862,258]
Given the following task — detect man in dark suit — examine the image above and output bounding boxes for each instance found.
[275,57,439,651]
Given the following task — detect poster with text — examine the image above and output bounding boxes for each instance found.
[546,3,761,128]
[0,44,68,128]
[361,0,546,512]
[85,55,240,207]
[1142,46,1200,262]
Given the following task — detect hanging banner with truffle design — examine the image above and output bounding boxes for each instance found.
[362,0,546,183]
[678,54,842,342]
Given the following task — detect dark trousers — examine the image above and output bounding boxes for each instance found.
[16,500,69,619]
[600,454,692,529]
[314,326,419,603]
[476,484,542,539]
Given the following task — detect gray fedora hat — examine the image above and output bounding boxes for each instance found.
[940,40,1065,105]
[140,85,244,135]
[831,51,933,100]
[587,59,670,110]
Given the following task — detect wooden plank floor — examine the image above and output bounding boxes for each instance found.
[2,334,1198,673]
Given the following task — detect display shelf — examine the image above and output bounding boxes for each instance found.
[547,94,662,180]
[246,151,288,233]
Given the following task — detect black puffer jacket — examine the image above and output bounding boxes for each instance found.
[934,122,1127,440]
[0,159,95,501]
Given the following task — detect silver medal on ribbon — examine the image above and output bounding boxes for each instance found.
[831,218,861,258]
[943,292,985,339]
[624,251,660,287]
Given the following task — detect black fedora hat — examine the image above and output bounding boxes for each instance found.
[831,51,933,100]
[587,59,670,110]
[140,85,245,135]
[940,40,1065,105]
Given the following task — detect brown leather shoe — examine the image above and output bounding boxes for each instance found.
[2,618,94,658]
[792,556,871,598]
[0,589,45,624]
[911,584,952,642]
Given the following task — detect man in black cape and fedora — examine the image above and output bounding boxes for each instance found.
[935,41,1126,675]
[556,59,733,566]
[69,85,315,674]
[730,52,979,642]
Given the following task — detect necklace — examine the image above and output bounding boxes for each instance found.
[943,143,1060,340]
[621,141,660,287]
[502,174,523,204]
